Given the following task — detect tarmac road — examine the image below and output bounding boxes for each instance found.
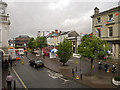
[12,56,89,88]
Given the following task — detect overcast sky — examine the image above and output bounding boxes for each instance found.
[3,0,119,39]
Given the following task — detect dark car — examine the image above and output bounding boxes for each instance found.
[29,59,44,68]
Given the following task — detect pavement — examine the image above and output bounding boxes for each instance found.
[27,52,119,88]
[2,66,23,89]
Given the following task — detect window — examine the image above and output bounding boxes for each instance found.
[97,17,101,23]
[98,30,101,37]
[108,14,113,20]
[108,27,113,37]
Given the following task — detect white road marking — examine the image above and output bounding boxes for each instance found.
[69,60,74,62]
[47,70,69,84]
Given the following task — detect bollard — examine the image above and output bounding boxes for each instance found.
[22,61,24,65]
[80,74,82,80]
[15,62,16,66]
[14,80,16,90]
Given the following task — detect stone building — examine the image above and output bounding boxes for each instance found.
[91,6,120,59]
[0,1,10,61]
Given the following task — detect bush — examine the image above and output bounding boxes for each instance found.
[114,76,120,81]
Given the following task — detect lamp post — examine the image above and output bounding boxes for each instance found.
[79,33,82,80]
[38,31,49,58]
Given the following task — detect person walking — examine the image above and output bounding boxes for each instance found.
[72,68,75,77]
[26,51,28,57]
[8,55,12,67]
[6,72,13,90]
[10,60,12,67]
[91,59,93,69]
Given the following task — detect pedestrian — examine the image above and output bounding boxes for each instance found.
[26,51,28,57]
[75,67,77,72]
[8,55,12,67]
[72,68,75,77]
[104,56,106,61]
[5,59,9,68]
[10,60,12,67]
[80,74,82,80]
[6,72,13,90]
[8,55,11,64]
[91,59,93,69]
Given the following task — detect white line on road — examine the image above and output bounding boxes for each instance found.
[69,60,74,62]
[11,67,28,90]
[47,70,69,84]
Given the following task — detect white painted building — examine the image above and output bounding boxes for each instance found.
[0,1,10,60]
[47,30,79,53]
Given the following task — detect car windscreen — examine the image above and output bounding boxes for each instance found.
[35,60,42,64]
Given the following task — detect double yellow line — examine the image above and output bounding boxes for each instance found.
[11,67,28,90]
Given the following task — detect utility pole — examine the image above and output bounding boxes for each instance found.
[13,38,14,47]
[79,33,82,80]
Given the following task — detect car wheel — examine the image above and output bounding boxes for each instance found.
[33,65,35,68]
[34,65,37,68]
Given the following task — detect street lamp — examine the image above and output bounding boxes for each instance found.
[79,33,82,80]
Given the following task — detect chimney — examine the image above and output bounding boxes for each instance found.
[55,29,58,34]
[94,7,99,15]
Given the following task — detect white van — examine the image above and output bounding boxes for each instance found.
[18,49,24,55]
[8,49,16,60]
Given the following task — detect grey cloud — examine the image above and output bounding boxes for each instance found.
[6,1,118,39]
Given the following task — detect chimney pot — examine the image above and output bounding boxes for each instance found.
[94,7,99,15]
[55,29,58,34]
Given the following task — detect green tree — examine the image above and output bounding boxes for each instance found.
[57,38,73,66]
[36,36,48,49]
[77,34,110,68]
[28,38,37,52]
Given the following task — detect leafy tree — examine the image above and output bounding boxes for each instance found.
[57,38,73,66]
[28,38,37,52]
[36,36,48,49]
[77,34,110,68]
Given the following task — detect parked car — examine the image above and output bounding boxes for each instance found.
[73,53,81,58]
[29,59,44,68]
